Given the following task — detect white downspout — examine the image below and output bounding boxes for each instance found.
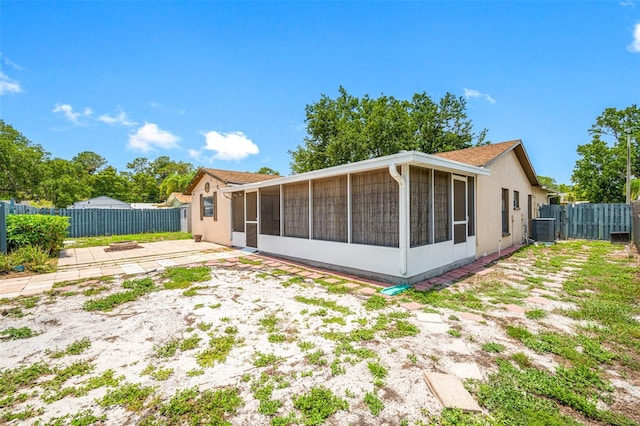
[389,164,408,276]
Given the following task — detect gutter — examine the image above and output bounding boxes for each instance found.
[388,164,408,276]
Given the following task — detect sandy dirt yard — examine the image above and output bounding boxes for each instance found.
[0,242,639,425]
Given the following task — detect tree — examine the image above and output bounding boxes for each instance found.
[289,86,488,173]
[72,151,107,175]
[572,105,640,203]
[40,158,91,207]
[159,171,197,199]
[0,120,49,200]
[256,167,280,176]
[90,166,131,201]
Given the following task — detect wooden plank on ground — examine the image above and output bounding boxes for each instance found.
[423,372,482,412]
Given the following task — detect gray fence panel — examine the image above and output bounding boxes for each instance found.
[0,201,181,239]
[540,203,631,241]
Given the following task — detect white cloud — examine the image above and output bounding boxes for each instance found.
[628,23,640,53]
[463,88,496,104]
[98,109,137,127]
[52,103,92,124]
[128,122,180,152]
[1,54,24,71]
[188,149,202,161]
[201,130,260,161]
[621,0,635,7]
[148,101,186,115]
[0,72,21,95]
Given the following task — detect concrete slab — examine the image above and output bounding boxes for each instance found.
[323,278,341,284]
[359,287,377,296]
[503,304,526,314]
[476,268,494,276]
[415,312,443,323]
[459,312,484,322]
[449,362,483,380]
[400,302,425,311]
[342,282,361,289]
[121,263,146,275]
[423,372,482,412]
[157,259,177,267]
[525,296,552,305]
[531,288,555,297]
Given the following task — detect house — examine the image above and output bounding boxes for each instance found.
[183,168,280,245]
[434,140,547,256]
[216,152,490,284]
[186,141,546,284]
[67,196,131,209]
[158,192,192,208]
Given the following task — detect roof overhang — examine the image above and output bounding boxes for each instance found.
[220,151,489,193]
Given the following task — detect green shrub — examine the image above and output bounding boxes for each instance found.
[7,214,69,253]
[12,246,55,272]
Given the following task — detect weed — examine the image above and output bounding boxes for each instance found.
[367,361,388,380]
[297,341,316,352]
[83,278,155,311]
[162,266,210,289]
[196,335,236,367]
[344,388,355,398]
[187,369,205,377]
[209,303,222,309]
[448,329,462,338]
[148,386,242,424]
[151,367,173,381]
[37,409,105,425]
[47,337,91,358]
[154,338,181,358]
[225,325,239,335]
[97,382,156,412]
[197,321,213,332]
[322,316,346,326]
[306,350,327,366]
[364,391,384,416]
[511,352,532,369]
[268,333,287,343]
[292,386,349,425]
[526,309,548,320]
[407,353,418,363]
[82,286,109,296]
[194,303,205,309]
[330,359,346,375]
[260,314,280,332]
[364,294,387,310]
[294,296,353,315]
[1,326,37,340]
[448,314,460,321]
[180,334,202,351]
[252,351,284,368]
[482,342,505,353]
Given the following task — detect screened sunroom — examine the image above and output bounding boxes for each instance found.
[222,151,489,284]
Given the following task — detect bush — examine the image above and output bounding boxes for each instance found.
[6,214,69,253]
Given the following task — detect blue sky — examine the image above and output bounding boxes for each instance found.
[1,1,638,184]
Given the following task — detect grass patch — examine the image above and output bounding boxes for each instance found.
[294,296,353,315]
[66,232,192,248]
[0,326,37,340]
[145,387,242,425]
[98,382,156,412]
[481,342,505,353]
[364,391,384,416]
[292,386,349,425]
[196,335,236,368]
[47,337,91,358]
[526,309,548,320]
[82,277,155,311]
[406,288,484,311]
[163,266,210,289]
[364,294,387,310]
[252,351,285,368]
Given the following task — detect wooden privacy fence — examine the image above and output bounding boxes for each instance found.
[539,203,632,240]
[0,201,181,240]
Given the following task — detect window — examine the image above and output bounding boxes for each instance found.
[410,166,432,247]
[351,169,399,247]
[232,191,244,232]
[202,193,216,220]
[434,171,451,243]
[467,176,475,237]
[502,188,510,235]
[513,190,520,209]
[283,182,309,238]
[312,176,347,242]
[260,186,280,236]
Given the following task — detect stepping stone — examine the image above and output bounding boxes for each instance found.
[532,288,555,296]
[249,265,263,270]
[503,304,526,314]
[55,285,78,292]
[423,372,482,412]
[342,282,360,289]
[323,278,340,284]
[297,271,313,277]
[546,282,563,289]
[476,268,494,276]
[459,312,483,322]
[359,287,377,296]
[415,312,443,323]
[237,264,252,269]
[400,302,425,311]
[121,263,145,274]
[450,362,483,380]
[157,259,178,267]
[307,273,324,280]
[525,296,552,305]
[507,274,525,281]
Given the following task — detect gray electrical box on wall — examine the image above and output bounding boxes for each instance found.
[531,218,556,242]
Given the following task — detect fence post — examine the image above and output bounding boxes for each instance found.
[0,202,7,254]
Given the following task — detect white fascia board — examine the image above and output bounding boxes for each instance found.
[220,151,489,193]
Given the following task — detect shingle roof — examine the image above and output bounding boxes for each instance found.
[183,168,280,194]
[168,192,191,203]
[434,140,540,186]
[433,140,520,167]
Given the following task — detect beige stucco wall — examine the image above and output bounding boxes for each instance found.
[475,151,545,257]
[190,175,232,246]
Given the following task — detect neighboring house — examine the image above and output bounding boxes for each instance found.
[435,140,547,257]
[67,196,131,209]
[158,192,192,208]
[183,169,280,245]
